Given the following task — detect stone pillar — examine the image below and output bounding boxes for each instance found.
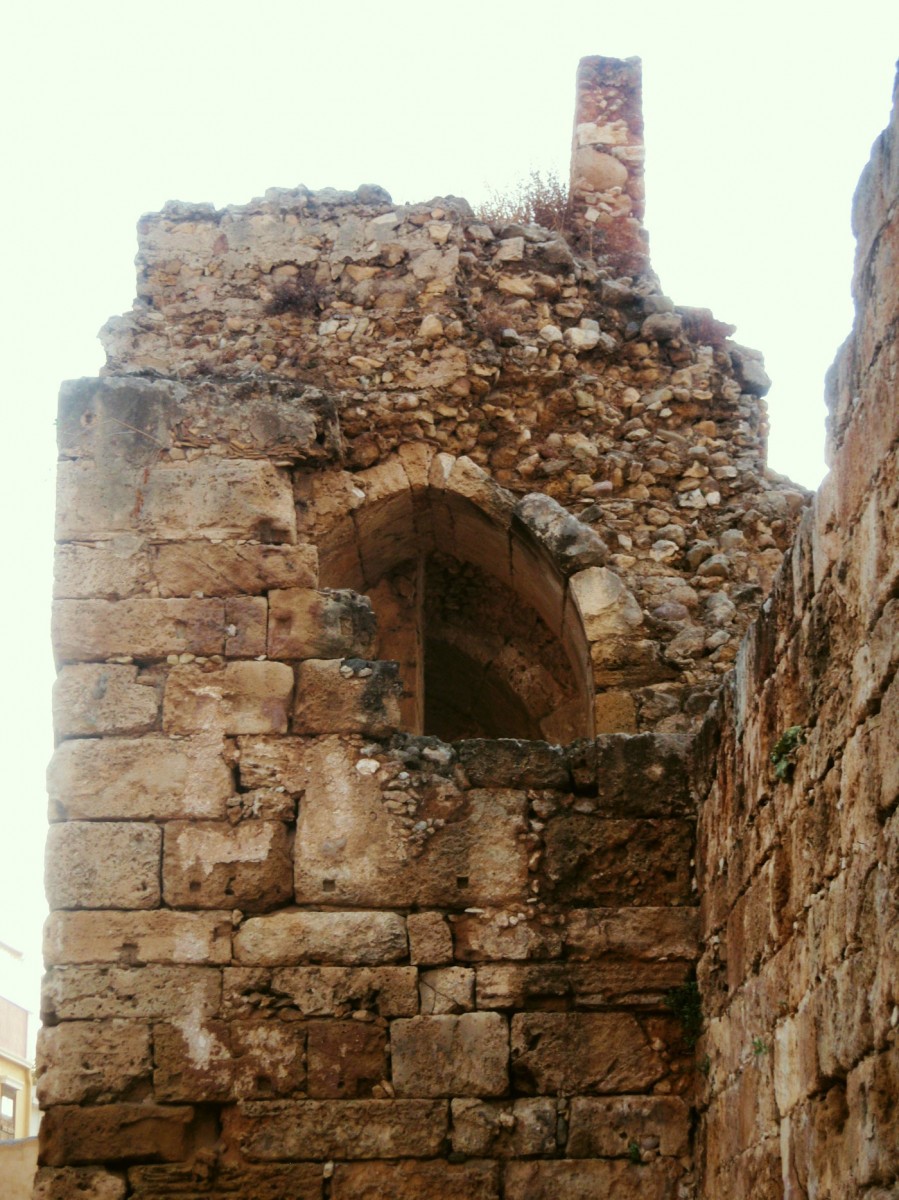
[569,56,648,277]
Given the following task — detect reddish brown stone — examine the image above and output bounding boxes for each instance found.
[331,1160,499,1200]
[511,1013,665,1094]
[40,1104,195,1166]
[306,1020,387,1098]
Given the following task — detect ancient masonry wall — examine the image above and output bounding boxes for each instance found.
[36,55,897,1200]
[694,72,899,1197]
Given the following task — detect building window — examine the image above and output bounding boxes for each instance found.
[0,1082,17,1139]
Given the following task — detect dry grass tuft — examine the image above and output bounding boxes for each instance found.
[476,170,571,233]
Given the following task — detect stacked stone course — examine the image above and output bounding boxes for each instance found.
[38,54,899,1199]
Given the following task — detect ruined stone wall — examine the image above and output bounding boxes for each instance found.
[694,71,899,1198]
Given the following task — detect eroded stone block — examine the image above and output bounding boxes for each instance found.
[163,662,294,734]
[33,1167,127,1200]
[331,1160,499,1200]
[293,659,402,735]
[42,966,221,1023]
[53,598,226,660]
[40,1104,195,1166]
[511,1013,665,1094]
[37,1021,152,1106]
[504,1159,683,1200]
[222,966,418,1018]
[154,1018,305,1102]
[450,1097,557,1156]
[43,910,233,966]
[420,967,475,1014]
[307,1020,387,1097]
[46,823,161,910]
[268,588,377,659]
[47,735,232,821]
[391,1013,509,1097]
[407,912,454,965]
[234,911,408,966]
[128,1163,322,1199]
[163,821,293,912]
[567,1095,691,1157]
[53,665,159,737]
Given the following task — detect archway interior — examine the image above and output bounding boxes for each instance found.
[318,485,593,743]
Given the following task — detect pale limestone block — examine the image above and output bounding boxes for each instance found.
[572,147,629,191]
[294,737,528,907]
[391,1013,509,1097]
[235,735,313,792]
[292,659,401,736]
[163,821,292,912]
[510,1012,665,1094]
[45,822,161,910]
[37,1021,152,1105]
[42,965,221,1022]
[225,596,268,656]
[569,566,644,640]
[227,1098,447,1161]
[419,967,475,1015]
[43,910,233,966]
[151,541,318,597]
[268,588,376,659]
[53,597,226,660]
[234,911,408,966]
[56,458,296,543]
[47,735,232,821]
[153,1018,305,1102]
[407,912,454,965]
[450,1097,557,1156]
[567,1095,691,1157]
[54,539,152,599]
[163,661,294,734]
[452,913,563,963]
[53,664,159,737]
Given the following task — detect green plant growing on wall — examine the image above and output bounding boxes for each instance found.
[627,1140,642,1164]
[752,1036,768,1056]
[770,725,806,782]
[665,980,702,1048]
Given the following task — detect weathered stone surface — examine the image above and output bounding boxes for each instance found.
[54,540,153,600]
[294,737,528,906]
[128,1163,322,1199]
[234,911,408,965]
[391,1014,509,1097]
[45,823,161,910]
[163,662,294,734]
[307,1020,387,1097]
[154,1018,305,1102]
[228,1098,447,1160]
[475,959,691,1010]
[47,736,232,821]
[56,458,296,544]
[331,1160,499,1200]
[504,1159,684,1200]
[455,738,570,789]
[43,911,232,966]
[222,965,418,1018]
[40,1104,195,1166]
[450,1097,557,1156]
[33,1167,127,1200]
[36,1021,152,1105]
[52,598,226,660]
[511,1013,665,1093]
[563,907,699,960]
[292,658,402,735]
[420,967,475,1014]
[53,664,159,737]
[42,966,221,1022]
[151,541,318,597]
[567,1095,691,1157]
[268,588,377,659]
[541,816,693,905]
[407,912,454,965]
[163,821,293,912]
[453,913,563,962]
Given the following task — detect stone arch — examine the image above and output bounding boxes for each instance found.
[300,449,602,742]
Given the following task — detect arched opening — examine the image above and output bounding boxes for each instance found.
[313,458,594,742]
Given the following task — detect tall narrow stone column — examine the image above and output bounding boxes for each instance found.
[569,55,648,276]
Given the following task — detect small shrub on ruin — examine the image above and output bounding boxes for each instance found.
[266,268,331,317]
[477,170,572,234]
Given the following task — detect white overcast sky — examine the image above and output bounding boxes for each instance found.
[0,0,896,1018]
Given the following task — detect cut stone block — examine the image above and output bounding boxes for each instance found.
[294,737,528,907]
[163,662,294,734]
[331,1160,500,1199]
[40,1104,195,1166]
[420,967,475,1014]
[510,1012,665,1094]
[47,735,233,821]
[450,1097,557,1156]
[228,1098,447,1160]
[504,1159,683,1200]
[293,658,402,735]
[225,596,268,656]
[52,598,226,660]
[33,1167,127,1200]
[151,541,318,597]
[234,911,408,966]
[42,966,221,1022]
[567,1095,691,1157]
[45,823,161,910]
[37,1021,152,1105]
[153,1018,305,1102]
[307,1020,388,1097]
[391,1013,509,1097]
[222,966,418,1018]
[563,907,699,961]
[163,821,292,912]
[128,1164,322,1200]
[53,665,159,737]
[268,587,377,659]
[407,912,454,965]
[452,913,563,963]
[43,910,233,966]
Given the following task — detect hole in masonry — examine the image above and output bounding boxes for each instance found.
[456,876,469,889]
[189,881,201,892]
[322,879,336,892]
